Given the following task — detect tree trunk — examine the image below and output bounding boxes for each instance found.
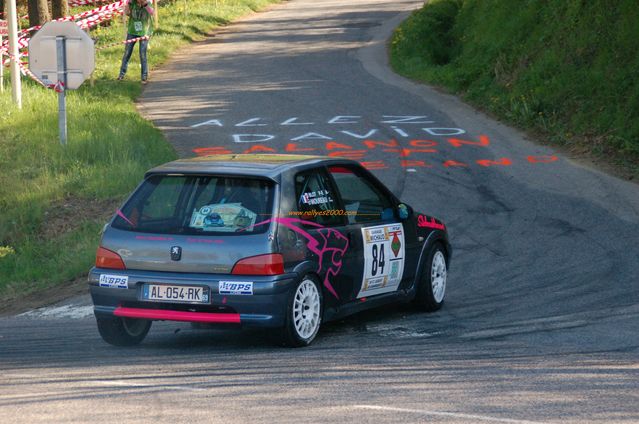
[51,0,68,20]
[27,0,50,29]
[153,3,159,28]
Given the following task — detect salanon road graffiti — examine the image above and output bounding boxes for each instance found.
[192,137,559,171]
[189,115,561,171]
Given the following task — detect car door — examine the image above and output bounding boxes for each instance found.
[327,165,416,300]
[278,168,360,306]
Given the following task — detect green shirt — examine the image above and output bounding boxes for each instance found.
[127,0,153,37]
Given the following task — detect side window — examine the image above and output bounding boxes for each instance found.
[294,169,343,226]
[328,166,395,224]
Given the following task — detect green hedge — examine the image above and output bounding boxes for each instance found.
[391,0,639,165]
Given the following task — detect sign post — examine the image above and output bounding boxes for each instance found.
[56,36,68,145]
[6,0,21,107]
[29,22,95,146]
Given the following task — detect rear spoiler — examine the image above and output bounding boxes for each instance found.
[144,170,279,183]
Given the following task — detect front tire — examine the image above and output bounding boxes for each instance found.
[414,243,447,311]
[96,316,152,346]
[279,276,323,347]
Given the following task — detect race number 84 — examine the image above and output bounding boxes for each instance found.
[371,243,386,276]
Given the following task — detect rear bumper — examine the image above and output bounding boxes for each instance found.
[114,307,241,324]
[89,267,298,328]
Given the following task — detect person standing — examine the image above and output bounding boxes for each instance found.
[118,0,154,84]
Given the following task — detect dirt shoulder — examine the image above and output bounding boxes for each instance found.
[0,276,89,317]
[0,196,120,317]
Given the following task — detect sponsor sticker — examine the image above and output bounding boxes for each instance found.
[219,281,253,295]
[300,190,332,205]
[390,261,400,279]
[189,203,256,232]
[99,274,129,289]
[358,223,405,298]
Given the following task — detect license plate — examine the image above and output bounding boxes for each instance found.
[142,284,209,304]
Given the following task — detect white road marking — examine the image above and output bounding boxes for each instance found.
[93,380,207,392]
[18,305,94,320]
[352,405,549,424]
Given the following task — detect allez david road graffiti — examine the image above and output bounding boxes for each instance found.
[188,115,561,172]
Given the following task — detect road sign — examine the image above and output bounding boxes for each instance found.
[0,20,8,36]
[29,21,95,90]
[29,21,95,145]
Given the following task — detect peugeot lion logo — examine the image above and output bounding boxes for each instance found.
[170,246,182,261]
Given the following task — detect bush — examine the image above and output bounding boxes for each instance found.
[391,0,639,171]
[393,0,462,66]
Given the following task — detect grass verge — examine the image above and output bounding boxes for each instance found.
[390,0,639,180]
[0,0,281,303]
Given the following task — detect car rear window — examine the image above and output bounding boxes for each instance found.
[112,175,274,235]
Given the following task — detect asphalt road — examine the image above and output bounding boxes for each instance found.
[2,0,639,423]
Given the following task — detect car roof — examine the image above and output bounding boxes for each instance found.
[145,154,359,180]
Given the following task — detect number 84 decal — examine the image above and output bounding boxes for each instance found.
[371,243,386,276]
[358,223,405,298]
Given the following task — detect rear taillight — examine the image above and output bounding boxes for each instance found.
[231,254,284,276]
[96,247,126,270]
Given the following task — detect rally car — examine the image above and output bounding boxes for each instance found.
[89,154,451,347]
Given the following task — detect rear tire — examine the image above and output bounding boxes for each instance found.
[96,316,152,346]
[279,276,323,347]
[414,243,447,312]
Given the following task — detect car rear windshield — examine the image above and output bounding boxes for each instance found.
[112,175,275,235]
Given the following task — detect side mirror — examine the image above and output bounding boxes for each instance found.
[398,203,412,220]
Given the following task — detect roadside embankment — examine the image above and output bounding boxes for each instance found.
[390,0,639,179]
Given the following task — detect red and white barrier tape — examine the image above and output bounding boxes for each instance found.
[0,33,32,54]
[78,10,123,30]
[1,0,152,88]
[96,34,149,50]
[22,63,64,91]
[19,63,49,88]
[2,11,128,62]
[1,0,125,56]
[69,0,112,7]
[53,81,65,93]
[19,1,124,36]
[1,48,52,89]
[1,50,26,67]
[5,53,70,93]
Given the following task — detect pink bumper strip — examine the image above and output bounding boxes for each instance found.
[114,307,241,324]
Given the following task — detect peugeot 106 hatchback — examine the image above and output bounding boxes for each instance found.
[89,154,451,347]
